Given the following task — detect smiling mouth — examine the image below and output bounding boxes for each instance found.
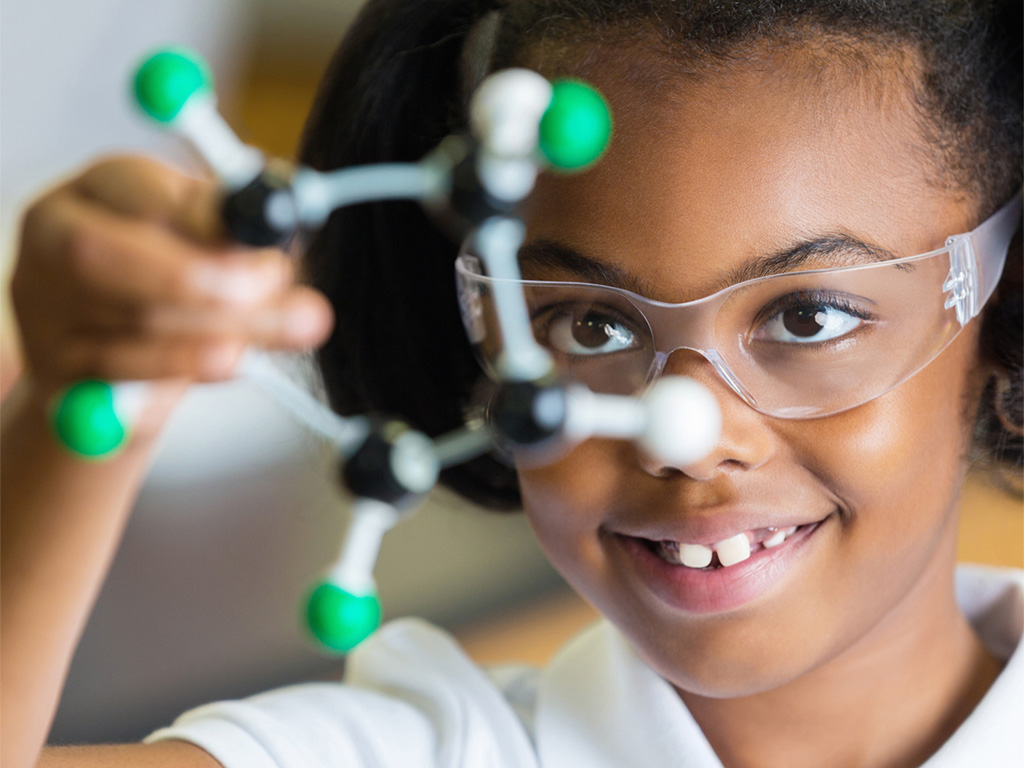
[616,512,837,614]
[642,521,825,570]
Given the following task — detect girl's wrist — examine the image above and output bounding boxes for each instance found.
[3,372,190,475]
[6,373,189,461]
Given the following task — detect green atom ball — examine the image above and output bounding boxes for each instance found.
[52,380,127,459]
[539,80,613,171]
[133,48,212,123]
[305,582,381,653]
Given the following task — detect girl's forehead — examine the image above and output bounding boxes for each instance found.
[523,53,972,302]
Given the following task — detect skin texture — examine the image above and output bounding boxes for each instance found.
[516,45,1004,768]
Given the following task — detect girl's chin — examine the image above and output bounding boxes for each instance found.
[623,620,825,700]
[581,515,846,697]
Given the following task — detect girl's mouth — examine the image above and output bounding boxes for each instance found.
[649,523,811,569]
[614,512,835,614]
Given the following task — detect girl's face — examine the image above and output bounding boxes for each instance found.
[517,48,989,697]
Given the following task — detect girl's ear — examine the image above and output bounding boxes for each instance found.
[997,225,1024,302]
[990,244,1024,434]
[981,219,1022,369]
[973,217,1023,492]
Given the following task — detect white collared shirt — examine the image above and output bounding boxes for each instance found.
[145,565,1024,767]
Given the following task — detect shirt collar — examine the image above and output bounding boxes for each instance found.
[535,618,723,767]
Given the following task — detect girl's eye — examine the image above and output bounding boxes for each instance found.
[755,301,864,344]
[541,308,639,356]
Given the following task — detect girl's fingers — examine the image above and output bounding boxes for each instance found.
[15,154,331,391]
[72,155,226,244]
[60,335,249,383]
[56,287,331,382]
[46,288,333,385]
[50,194,291,308]
[139,286,335,350]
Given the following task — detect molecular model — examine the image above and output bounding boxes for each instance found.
[51,48,722,653]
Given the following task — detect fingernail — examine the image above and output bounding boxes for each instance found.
[284,304,325,343]
[194,266,277,304]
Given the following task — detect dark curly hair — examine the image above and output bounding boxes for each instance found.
[299,0,1022,509]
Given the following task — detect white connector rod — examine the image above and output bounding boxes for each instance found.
[325,498,401,596]
[291,164,448,228]
[239,350,369,454]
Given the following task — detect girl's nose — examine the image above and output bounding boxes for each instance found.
[636,350,776,480]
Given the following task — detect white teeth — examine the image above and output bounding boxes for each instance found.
[763,528,787,548]
[678,543,713,568]
[762,525,801,549]
[715,532,752,567]
[656,524,807,569]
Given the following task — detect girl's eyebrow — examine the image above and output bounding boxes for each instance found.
[717,235,905,292]
[519,235,904,295]
[517,240,656,294]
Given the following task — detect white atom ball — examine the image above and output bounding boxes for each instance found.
[470,68,553,157]
[639,376,721,466]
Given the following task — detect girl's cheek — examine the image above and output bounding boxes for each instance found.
[778,326,984,549]
[517,441,629,576]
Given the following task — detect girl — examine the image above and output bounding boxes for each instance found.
[3,0,1021,766]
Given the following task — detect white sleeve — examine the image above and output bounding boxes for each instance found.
[144,618,538,768]
[144,682,439,768]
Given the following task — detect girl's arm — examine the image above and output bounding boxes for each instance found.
[36,742,221,767]
[1,156,333,768]
[1,378,187,768]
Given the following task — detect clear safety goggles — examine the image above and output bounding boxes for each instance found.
[456,195,1021,419]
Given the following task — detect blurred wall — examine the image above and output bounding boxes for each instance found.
[248,0,365,70]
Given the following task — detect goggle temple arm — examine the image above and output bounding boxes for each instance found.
[945,191,1022,327]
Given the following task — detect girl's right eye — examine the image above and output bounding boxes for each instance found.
[536,305,640,356]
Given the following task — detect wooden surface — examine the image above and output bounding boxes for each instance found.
[235,67,322,161]
[455,589,600,668]
[956,471,1024,567]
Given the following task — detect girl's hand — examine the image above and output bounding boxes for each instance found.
[10,154,334,434]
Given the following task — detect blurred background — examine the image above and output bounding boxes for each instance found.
[1,0,1021,747]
